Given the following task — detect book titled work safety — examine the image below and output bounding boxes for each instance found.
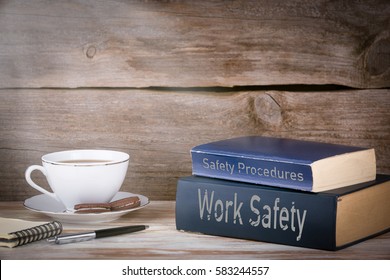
[175,175,390,250]
[191,136,376,192]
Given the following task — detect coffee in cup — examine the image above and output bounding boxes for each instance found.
[25,150,129,211]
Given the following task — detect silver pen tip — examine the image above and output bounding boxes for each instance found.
[47,236,57,243]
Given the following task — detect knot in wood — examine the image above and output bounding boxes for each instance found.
[86,46,97,59]
[365,33,390,77]
[252,93,282,127]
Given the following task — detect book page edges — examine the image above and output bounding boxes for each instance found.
[0,236,18,248]
[335,180,390,247]
[311,148,376,192]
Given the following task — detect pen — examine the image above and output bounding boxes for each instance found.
[47,225,148,244]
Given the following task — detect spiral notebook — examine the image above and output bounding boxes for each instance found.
[0,217,62,248]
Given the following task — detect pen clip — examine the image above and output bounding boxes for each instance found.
[47,232,96,244]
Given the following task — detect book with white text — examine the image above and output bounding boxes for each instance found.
[191,136,376,192]
[175,175,390,250]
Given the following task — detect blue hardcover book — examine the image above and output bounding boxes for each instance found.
[175,175,390,251]
[191,136,376,192]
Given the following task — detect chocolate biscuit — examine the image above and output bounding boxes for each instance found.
[110,196,141,211]
[73,196,141,213]
[74,202,111,214]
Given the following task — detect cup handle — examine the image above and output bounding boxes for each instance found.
[25,165,60,201]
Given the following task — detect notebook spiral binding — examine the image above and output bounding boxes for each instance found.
[10,221,63,247]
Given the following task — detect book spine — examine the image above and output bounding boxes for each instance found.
[10,221,63,247]
[176,176,337,250]
[191,151,313,191]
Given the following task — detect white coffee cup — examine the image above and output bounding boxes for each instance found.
[25,150,129,211]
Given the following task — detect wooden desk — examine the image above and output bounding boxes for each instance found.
[1,201,389,260]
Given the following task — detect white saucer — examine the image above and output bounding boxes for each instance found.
[24,192,149,224]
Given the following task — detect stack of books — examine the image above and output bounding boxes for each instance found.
[175,136,390,250]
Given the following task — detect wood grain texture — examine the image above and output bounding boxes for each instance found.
[1,88,389,201]
[0,0,389,88]
[0,201,389,259]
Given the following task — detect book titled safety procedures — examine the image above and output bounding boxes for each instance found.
[175,175,390,251]
[191,136,376,192]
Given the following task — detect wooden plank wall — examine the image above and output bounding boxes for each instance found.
[0,0,389,201]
